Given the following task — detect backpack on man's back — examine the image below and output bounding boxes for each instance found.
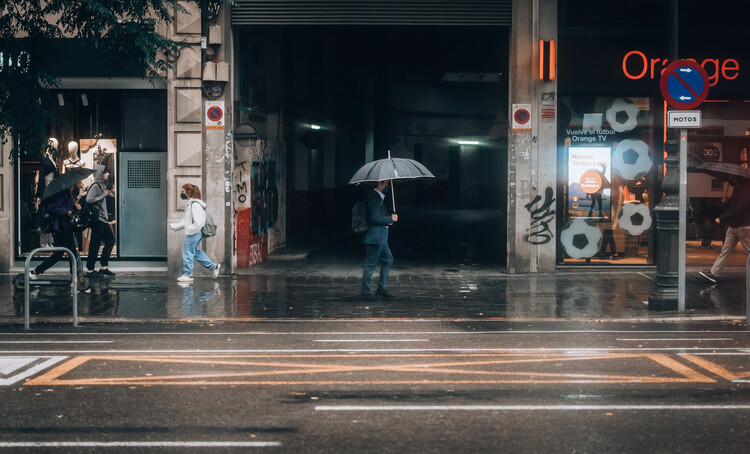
[351,200,369,234]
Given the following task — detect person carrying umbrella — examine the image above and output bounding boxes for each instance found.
[697,163,750,284]
[359,180,398,301]
[27,169,92,281]
[349,151,435,300]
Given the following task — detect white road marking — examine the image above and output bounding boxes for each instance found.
[0,441,281,448]
[313,339,429,343]
[1,347,748,354]
[315,405,750,411]
[0,330,747,336]
[0,341,113,344]
[616,338,734,342]
[0,356,67,386]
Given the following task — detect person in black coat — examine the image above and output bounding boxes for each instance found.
[699,176,750,283]
[360,180,398,300]
[28,185,81,280]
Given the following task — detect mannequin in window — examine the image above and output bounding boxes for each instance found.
[64,141,82,169]
[42,138,59,186]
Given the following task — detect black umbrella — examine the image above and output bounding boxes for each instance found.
[348,151,435,212]
[696,162,750,182]
[42,168,95,199]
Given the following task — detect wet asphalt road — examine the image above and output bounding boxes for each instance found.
[0,320,749,453]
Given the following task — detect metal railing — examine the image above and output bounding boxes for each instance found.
[24,247,78,329]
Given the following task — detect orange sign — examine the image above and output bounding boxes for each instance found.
[580,171,603,194]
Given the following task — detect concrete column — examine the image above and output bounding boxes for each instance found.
[0,139,14,273]
[507,0,558,273]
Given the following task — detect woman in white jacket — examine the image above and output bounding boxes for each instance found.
[170,184,220,282]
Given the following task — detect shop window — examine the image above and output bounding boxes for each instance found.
[558,96,658,265]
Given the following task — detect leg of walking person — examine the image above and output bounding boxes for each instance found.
[86,221,103,273]
[192,232,217,271]
[33,232,78,276]
[710,226,739,277]
[376,242,393,292]
[361,243,383,296]
[182,233,199,277]
[97,223,116,275]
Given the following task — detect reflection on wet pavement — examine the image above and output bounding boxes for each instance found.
[1,266,746,321]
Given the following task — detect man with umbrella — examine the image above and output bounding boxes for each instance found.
[697,163,750,284]
[360,180,398,301]
[349,152,434,301]
[28,168,92,281]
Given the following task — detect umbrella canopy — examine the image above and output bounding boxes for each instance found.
[696,162,750,182]
[348,157,434,185]
[42,168,95,199]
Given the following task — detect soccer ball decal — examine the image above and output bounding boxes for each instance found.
[618,202,652,236]
[605,97,639,132]
[560,219,602,259]
[613,139,652,180]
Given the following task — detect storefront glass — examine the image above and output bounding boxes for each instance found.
[557,96,659,265]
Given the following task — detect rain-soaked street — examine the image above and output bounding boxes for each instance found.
[1,255,749,452]
[0,321,749,453]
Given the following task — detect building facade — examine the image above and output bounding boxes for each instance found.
[2,0,748,286]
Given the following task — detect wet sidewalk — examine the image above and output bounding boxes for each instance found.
[0,251,747,325]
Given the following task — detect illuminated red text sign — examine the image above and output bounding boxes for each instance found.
[622,50,739,86]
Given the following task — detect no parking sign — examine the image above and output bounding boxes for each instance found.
[512,104,532,133]
[205,101,225,130]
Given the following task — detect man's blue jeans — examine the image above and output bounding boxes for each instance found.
[361,242,393,294]
[182,231,216,276]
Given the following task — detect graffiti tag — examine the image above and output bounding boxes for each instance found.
[524,187,555,245]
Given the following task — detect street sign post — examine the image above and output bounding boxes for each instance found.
[660,60,710,312]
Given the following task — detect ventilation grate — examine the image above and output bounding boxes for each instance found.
[127,160,161,189]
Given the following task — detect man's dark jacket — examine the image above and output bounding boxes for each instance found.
[362,189,393,245]
[719,179,750,228]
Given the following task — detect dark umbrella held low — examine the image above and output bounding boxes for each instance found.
[42,167,95,199]
[348,151,435,212]
[696,162,750,182]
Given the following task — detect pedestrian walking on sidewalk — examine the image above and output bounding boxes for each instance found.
[699,176,750,284]
[360,180,398,300]
[170,184,220,283]
[85,165,116,277]
[28,185,81,280]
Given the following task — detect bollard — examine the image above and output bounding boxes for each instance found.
[24,247,78,329]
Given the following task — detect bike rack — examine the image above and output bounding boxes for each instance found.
[24,247,78,330]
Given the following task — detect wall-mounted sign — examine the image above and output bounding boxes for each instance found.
[205,101,225,130]
[567,146,612,221]
[512,104,531,132]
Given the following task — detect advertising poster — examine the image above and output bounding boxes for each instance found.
[568,146,611,221]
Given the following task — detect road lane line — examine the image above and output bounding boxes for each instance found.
[0,442,281,448]
[2,347,749,354]
[313,340,429,342]
[315,405,750,411]
[616,338,734,341]
[0,341,113,344]
[2,330,748,336]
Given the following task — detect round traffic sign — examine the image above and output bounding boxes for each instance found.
[207,106,223,122]
[659,59,710,110]
[514,108,530,125]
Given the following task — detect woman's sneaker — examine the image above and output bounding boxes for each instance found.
[698,270,718,284]
[98,268,116,276]
[212,264,221,279]
[177,275,194,283]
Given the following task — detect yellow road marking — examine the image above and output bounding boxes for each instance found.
[25,352,716,386]
[681,354,750,381]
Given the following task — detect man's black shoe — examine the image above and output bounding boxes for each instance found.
[98,268,116,277]
[698,270,718,284]
[359,293,378,301]
[375,289,396,300]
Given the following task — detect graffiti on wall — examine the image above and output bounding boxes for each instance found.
[234,140,285,268]
[524,187,555,245]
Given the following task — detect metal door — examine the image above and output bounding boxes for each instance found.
[118,152,167,257]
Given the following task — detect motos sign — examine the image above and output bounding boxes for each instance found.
[622,50,739,87]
